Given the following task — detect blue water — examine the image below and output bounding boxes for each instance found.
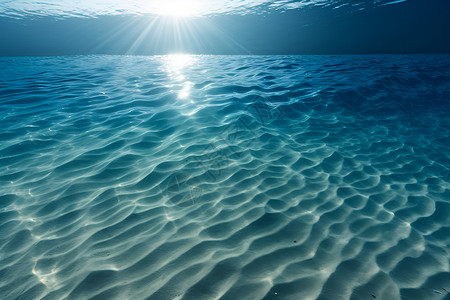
[3,1,450,56]
[1,55,450,300]
[0,0,411,18]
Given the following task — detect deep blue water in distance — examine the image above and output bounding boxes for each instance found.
[1,55,450,300]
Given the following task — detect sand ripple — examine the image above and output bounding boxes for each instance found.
[1,55,450,299]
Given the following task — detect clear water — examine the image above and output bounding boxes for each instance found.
[0,0,408,18]
[1,55,450,300]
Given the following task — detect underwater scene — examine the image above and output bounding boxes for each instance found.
[1,54,449,299]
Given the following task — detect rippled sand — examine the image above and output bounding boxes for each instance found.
[1,55,450,300]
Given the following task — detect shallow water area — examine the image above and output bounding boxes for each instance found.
[0,55,450,300]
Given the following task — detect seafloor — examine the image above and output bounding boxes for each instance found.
[1,55,449,300]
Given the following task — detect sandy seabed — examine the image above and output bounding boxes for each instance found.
[1,55,449,300]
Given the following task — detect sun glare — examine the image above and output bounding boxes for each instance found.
[152,0,201,17]
[163,54,196,100]
[166,54,194,69]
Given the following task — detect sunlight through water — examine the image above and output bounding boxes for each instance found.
[163,54,196,101]
[149,0,201,17]
[0,0,411,18]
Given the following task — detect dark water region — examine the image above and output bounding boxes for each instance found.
[1,0,450,56]
[0,55,450,299]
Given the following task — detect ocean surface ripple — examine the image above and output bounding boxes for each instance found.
[0,0,409,19]
[1,55,450,300]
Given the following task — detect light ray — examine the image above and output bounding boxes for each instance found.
[126,17,159,54]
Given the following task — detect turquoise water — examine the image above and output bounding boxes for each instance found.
[0,0,409,18]
[1,55,450,299]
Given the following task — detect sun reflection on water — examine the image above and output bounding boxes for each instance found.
[163,54,196,101]
[165,54,195,74]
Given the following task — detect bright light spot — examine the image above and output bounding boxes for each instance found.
[178,82,192,99]
[166,54,195,70]
[151,0,201,17]
[164,54,195,82]
[163,54,197,101]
